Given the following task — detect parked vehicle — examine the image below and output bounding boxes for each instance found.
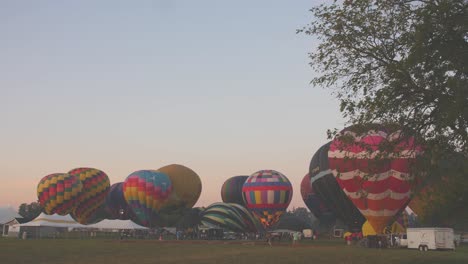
[223,231,237,240]
[302,229,313,239]
[406,228,455,251]
[399,234,408,247]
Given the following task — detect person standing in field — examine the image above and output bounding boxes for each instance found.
[266,232,272,246]
[292,232,300,246]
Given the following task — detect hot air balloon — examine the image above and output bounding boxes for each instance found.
[37,173,82,215]
[156,164,202,226]
[230,203,263,232]
[123,170,172,227]
[200,202,260,233]
[68,167,111,224]
[221,176,248,206]
[104,182,135,220]
[242,170,293,229]
[328,124,422,234]
[309,142,365,230]
[300,173,335,225]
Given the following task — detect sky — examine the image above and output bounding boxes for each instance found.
[0,0,345,211]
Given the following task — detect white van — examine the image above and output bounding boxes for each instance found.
[407,228,455,251]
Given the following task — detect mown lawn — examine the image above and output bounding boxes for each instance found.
[1,238,467,264]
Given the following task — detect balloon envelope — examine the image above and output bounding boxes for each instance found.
[300,173,335,224]
[123,170,172,227]
[104,182,135,220]
[221,176,248,206]
[37,173,82,215]
[156,164,202,226]
[200,202,260,233]
[69,167,111,224]
[328,125,422,233]
[242,170,293,229]
[309,142,365,230]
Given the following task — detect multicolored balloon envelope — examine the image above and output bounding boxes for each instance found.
[37,173,82,215]
[69,167,111,224]
[309,142,365,230]
[155,164,202,226]
[242,170,293,229]
[328,124,422,234]
[300,173,335,224]
[123,170,172,227]
[200,202,261,233]
[221,176,249,206]
[104,182,134,220]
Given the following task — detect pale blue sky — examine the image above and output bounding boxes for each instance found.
[0,0,344,209]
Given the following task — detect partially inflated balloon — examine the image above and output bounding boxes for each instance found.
[157,164,202,208]
[123,170,172,227]
[300,173,335,224]
[200,202,260,233]
[328,124,422,234]
[242,170,293,229]
[37,173,82,215]
[221,176,248,206]
[309,142,365,230]
[104,182,135,220]
[362,217,407,236]
[156,164,202,226]
[69,167,111,224]
[230,203,264,232]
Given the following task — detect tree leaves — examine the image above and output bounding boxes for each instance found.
[301,0,468,227]
[302,0,467,155]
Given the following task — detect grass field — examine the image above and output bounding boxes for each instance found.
[1,238,467,264]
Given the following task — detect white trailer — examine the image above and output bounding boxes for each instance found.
[407,228,455,251]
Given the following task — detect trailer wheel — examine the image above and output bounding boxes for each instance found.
[423,246,428,251]
[418,245,424,251]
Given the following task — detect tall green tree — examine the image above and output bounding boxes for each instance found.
[300,0,467,226]
[18,202,43,222]
[301,0,467,153]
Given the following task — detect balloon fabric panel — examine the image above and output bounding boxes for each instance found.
[300,173,335,223]
[37,173,82,215]
[200,203,260,233]
[242,170,293,229]
[69,168,110,224]
[156,164,202,209]
[309,142,365,230]
[221,176,248,206]
[104,182,134,220]
[328,125,422,234]
[123,170,172,227]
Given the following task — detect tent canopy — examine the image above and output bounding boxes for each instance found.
[19,213,85,228]
[87,219,148,230]
[17,213,148,230]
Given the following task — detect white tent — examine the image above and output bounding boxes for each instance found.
[19,213,86,228]
[13,213,87,238]
[87,219,148,230]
